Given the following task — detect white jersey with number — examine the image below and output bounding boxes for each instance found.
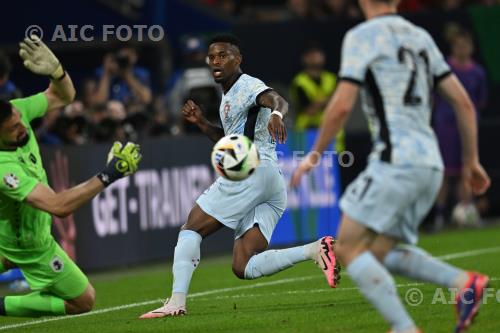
[339,14,451,169]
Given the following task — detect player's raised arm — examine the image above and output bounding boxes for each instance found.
[19,36,76,112]
[26,142,142,218]
[437,74,491,195]
[257,90,288,144]
[182,99,225,143]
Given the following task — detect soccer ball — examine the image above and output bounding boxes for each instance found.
[451,202,480,227]
[211,134,260,181]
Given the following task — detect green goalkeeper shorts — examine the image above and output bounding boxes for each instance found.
[15,239,88,300]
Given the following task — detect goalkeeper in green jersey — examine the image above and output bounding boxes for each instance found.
[0,36,142,317]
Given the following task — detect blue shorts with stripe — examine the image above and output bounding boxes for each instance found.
[196,159,287,242]
[340,160,443,244]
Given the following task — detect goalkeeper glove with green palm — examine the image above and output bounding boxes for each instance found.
[97,142,142,187]
[19,35,65,80]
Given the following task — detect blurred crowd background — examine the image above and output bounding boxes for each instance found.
[198,0,500,20]
[1,0,499,229]
[0,0,496,145]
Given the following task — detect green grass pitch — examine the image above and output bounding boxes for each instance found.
[1,226,500,333]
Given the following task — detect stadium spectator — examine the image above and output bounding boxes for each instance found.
[197,0,493,19]
[53,101,90,145]
[90,44,152,108]
[34,95,152,145]
[93,119,126,143]
[290,45,344,151]
[479,0,500,5]
[149,96,179,137]
[323,0,348,17]
[34,107,63,145]
[34,101,89,146]
[198,0,237,14]
[440,0,465,10]
[285,0,313,19]
[91,100,129,143]
[105,100,127,122]
[433,29,488,229]
[397,0,429,12]
[323,0,362,18]
[166,36,221,134]
[0,52,21,101]
[80,78,98,109]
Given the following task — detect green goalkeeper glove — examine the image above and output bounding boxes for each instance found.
[19,35,65,80]
[97,142,142,187]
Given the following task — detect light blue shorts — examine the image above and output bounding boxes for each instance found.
[340,160,443,244]
[197,159,287,242]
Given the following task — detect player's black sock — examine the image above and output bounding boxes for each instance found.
[0,297,6,316]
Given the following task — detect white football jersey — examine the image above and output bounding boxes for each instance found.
[219,74,277,162]
[339,14,451,169]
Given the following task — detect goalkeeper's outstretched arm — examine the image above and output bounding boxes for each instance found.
[27,177,104,218]
[19,35,76,111]
[44,69,76,112]
[26,142,142,218]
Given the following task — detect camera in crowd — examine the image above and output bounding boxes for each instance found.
[115,52,132,70]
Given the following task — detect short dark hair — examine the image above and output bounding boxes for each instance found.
[0,100,13,127]
[302,42,324,56]
[208,33,241,52]
[0,52,11,78]
[118,40,139,52]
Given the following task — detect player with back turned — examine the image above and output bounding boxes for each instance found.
[291,1,491,332]
[140,34,340,319]
[0,36,142,317]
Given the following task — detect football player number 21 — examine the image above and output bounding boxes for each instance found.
[398,47,431,107]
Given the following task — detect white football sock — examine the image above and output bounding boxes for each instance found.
[303,241,318,260]
[171,230,202,301]
[383,245,467,289]
[244,244,312,279]
[348,251,416,332]
[169,293,186,307]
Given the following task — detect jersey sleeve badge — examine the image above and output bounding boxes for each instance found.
[3,173,19,189]
[224,102,231,120]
